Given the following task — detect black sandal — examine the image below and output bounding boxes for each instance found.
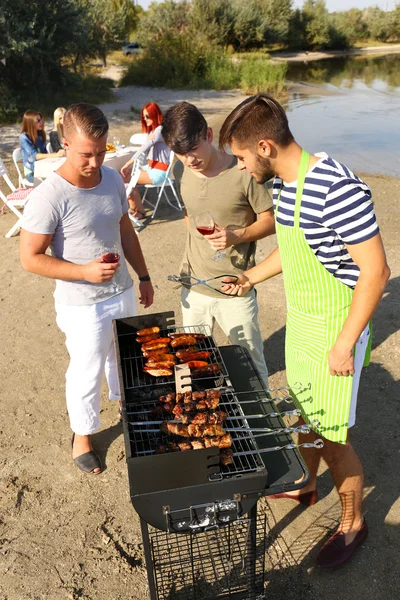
[71,434,102,474]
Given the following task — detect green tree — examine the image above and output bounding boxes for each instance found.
[190,0,235,47]
[329,9,368,45]
[362,6,393,42]
[230,0,265,49]
[302,0,331,49]
[135,0,190,45]
[261,0,293,46]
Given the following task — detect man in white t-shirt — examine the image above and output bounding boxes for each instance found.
[20,103,154,475]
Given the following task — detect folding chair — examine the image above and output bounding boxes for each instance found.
[129,133,148,148]
[0,157,34,237]
[125,152,146,232]
[46,142,53,153]
[142,151,183,219]
[12,148,34,188]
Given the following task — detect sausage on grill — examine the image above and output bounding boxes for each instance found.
[137,326,160,337]
[145,361,175,370]
[146,354,176,364]
[170,335,197,348]
[136,333,159,344]
[191,363,221,378]
[186,360,209,369]
[143,367,173,377]
[178,351,210,362]
[141,340,171,352]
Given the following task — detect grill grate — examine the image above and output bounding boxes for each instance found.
[121,325,228,390]
[127,388,266,477]
[149,513,267,600]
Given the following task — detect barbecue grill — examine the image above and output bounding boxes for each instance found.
[113,311,321,599]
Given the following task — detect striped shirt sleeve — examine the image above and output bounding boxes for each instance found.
[323,178,379,245]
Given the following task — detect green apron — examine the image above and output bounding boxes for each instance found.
[276,150,370,444]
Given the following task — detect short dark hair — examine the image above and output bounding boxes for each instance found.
[63,103,109,139]
[162,102,208,154]
[219,94,293,150]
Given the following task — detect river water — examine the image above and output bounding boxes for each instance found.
[284,54,400,177]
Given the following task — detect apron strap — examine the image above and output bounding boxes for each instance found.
[294,149,310,228]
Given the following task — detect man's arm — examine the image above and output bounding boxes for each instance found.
[120,213,154,308]
[20,229,118,283]
[206,208,275,251]
[329,233,390,375]
[221,246,282,296]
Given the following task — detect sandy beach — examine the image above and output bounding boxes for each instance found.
[0,87,399,600]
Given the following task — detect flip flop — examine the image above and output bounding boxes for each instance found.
[71,434,102,474]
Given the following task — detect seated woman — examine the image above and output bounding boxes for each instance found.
[120,102,171,220]
[49,107,66,152]
[19,110,65,184]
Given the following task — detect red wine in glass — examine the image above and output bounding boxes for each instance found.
[194,211,226,261]
[102,252,120,263]
[196,225,215,236]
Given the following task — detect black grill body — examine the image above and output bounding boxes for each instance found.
[114,312,306,533]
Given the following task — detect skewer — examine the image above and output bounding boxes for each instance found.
[126,408,301,419]
[233,439,324,456]
[231,424,314,440]
[132,437,324,457]
[129,410,307,429]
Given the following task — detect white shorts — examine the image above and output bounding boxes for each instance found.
[348,325,370,428]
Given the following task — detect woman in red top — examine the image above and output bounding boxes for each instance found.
[121,102,171,221]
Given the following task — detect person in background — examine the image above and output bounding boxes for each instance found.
[161,101,274,388]
[219,93,390,568]
[49,107,66,152]
[20,103,154,475]
[120,102,171,221]
[19,110,65,184]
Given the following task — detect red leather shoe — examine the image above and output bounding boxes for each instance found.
[317,519,368,568]
[267,489,318,506]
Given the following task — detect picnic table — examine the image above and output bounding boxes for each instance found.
[33,147,136,185]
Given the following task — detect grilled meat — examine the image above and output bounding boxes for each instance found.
[136,333,159,344]
[136,326,160,336]
[170,335,197,348]
[143,367,173,377]
[220,448,233,465]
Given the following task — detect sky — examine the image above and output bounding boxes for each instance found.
[135,0,397,12]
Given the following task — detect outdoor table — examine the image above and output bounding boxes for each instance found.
[33,147,135,185]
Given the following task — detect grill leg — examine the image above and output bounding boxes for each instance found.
[140,518,158,600]
[246,503,258,600]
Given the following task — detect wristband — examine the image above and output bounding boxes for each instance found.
[139,275,151,282]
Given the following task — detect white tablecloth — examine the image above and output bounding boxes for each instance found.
[33,147,136,184]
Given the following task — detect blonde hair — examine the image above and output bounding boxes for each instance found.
[53,107,66,140]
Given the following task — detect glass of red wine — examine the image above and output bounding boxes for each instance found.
[100,242,124,293]
[194,211,226,261]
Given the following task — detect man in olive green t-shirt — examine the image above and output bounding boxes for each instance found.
[162,102,275,386]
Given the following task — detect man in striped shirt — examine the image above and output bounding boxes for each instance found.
[219,94,390,568]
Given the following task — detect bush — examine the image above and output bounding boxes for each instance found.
[0,71,115,125]
[120,33,286,94]
[238,57,287,94]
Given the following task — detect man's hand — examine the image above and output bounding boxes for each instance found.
[220,273,253,297]
[205,225,240,250]
[83,258,119,284]
[139,280,154,308]
[328,342,355,377]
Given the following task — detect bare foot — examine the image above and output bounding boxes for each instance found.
[72,434,101,474]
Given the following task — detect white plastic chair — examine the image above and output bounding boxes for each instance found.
[0,157,34,237]
[125,152,146,231]
[129,133,148,148]
[142,150,183,219]
[12,148,34,188]
[46,142,53,153]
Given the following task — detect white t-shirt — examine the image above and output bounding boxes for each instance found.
[22,166,133,305]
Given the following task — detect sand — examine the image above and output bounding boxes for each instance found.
[0,86,399,600]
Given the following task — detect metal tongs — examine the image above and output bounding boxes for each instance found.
[168,273,238,297]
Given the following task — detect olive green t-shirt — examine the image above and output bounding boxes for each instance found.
[173,157,273,298]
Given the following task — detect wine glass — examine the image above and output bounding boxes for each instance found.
[113,136,122,155]
[193,210,226,261]
[100,242,124,293]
